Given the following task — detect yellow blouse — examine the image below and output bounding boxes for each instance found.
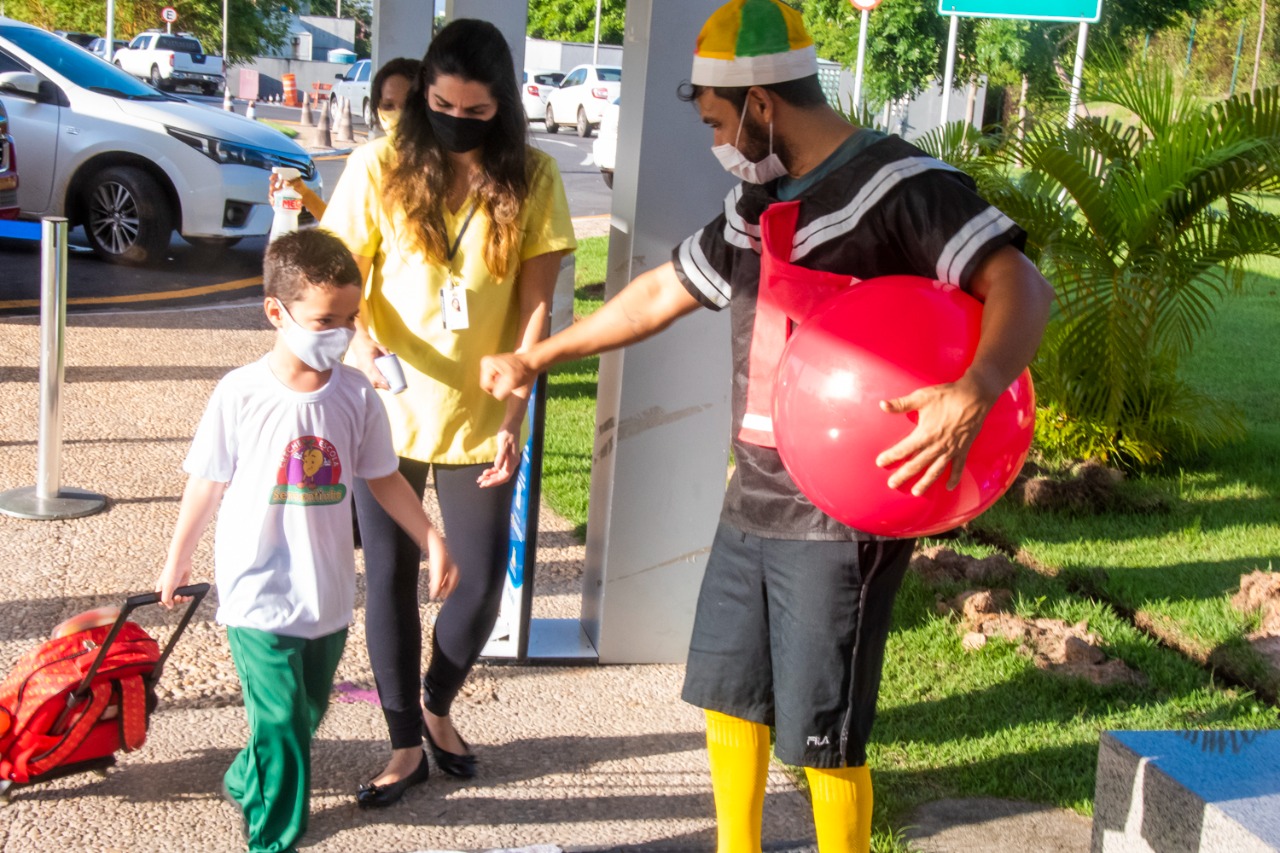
[321,139,577,464]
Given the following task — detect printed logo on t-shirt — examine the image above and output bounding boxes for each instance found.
[270,436,346,506]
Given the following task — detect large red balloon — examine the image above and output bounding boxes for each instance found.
[772,275,1035,538]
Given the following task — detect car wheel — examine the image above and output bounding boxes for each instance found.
[544,104,558,134]
[576,107,593,138]
[83,166,173,266]
[362,98,372,128]
[330,95,341,123]
[602,170,613,189]
[149,64,166,91]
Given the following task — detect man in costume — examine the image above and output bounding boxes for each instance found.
[482,1,1054,849]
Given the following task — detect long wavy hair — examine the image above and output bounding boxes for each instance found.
[384,19,530,280]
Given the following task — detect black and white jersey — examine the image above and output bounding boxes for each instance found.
[671,133,1026,540]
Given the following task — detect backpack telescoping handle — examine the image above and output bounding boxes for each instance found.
[72,584,211,704]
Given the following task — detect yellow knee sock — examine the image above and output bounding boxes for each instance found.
[704,710,769,853]
[804,764,873,853]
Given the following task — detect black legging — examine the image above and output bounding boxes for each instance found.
[354,457,515,749]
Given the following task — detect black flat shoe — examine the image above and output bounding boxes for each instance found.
[424,722,477,779]
[355,749,430,809]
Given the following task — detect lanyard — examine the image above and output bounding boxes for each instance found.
[446,202,480,262]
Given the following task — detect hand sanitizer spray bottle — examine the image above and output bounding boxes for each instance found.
[268,167,303,243]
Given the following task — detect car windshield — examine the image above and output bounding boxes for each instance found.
[597,67,621,82]
[1,23,172,100]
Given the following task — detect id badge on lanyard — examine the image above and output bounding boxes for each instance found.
[441,202,479,332]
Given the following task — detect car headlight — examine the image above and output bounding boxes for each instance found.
[166,127,311,175]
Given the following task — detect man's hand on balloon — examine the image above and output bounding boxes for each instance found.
[480,352,535,401]
[875,371,1001,495]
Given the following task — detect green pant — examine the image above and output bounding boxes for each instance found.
[225,626,347,853]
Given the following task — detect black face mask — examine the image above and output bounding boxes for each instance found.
[427,107,495,153]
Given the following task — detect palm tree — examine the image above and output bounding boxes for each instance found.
[954,59,1280,464]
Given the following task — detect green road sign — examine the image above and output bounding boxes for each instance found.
[938,0,1102,23]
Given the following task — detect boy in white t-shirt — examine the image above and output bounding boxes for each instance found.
[156,229,456,853]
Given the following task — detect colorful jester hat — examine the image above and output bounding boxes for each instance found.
[691,0,818,88]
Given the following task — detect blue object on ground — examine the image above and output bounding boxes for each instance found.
[0,220,41,241]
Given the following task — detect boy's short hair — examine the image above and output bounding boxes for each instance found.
[263,229,362,305]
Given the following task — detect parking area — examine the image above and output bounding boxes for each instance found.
[0,96,611,317]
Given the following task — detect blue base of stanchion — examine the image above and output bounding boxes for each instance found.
[0,219,42,242]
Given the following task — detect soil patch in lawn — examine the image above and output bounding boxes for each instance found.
[1233,571,1280,635]
[1231,570,1280,682]
[936,587,1146,688]
[1009,460,1170,515]
[910,545,1018,586]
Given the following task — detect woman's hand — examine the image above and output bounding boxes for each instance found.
[267,172,302,206]
[350,329,390,390]
[477,427,520,488]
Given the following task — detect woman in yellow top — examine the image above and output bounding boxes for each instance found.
[321,19,576,807]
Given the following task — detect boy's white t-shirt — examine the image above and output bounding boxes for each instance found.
[185,357,400,639]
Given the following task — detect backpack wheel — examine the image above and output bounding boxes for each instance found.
[0,780,11,805]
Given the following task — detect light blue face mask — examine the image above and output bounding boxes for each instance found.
[277,300,355,371]
[712,116,788,184]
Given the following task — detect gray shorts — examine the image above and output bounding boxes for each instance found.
[681,522,913,768]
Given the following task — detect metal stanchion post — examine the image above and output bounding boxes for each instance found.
[0,217,108,520]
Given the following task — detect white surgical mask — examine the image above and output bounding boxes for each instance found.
[712,116,788,184]
[276,300,355,372]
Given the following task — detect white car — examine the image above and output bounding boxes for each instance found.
[592,96,619,188]
[331,59,372,127]
[0,98,17,219]
[87,37,128,63]
[543,64,621,138]
[0,17,321,265]
[521,68,563,124]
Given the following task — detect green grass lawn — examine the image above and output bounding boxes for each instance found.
[541,236,607,537]
[259,119,299,139]
[543,236,1280,848]
[975,259,1280,696]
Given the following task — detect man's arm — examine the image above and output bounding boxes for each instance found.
[480,261,703,400]
[876,246,1054,493]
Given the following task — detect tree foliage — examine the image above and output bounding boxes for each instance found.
[794,0,1221,109]
[919,55,1280,465]
[527,0,625,46]
[4,0,299,63]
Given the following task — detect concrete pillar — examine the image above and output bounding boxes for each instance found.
[371,0,433,71]
[445,0,527,78]
[582,0,736,664]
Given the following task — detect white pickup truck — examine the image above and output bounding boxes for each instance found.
[113,31,224,95]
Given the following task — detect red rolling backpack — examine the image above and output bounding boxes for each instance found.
[0,584,209,797]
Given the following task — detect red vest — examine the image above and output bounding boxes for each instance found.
[739,201,858,447]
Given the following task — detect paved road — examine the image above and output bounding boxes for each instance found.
[0,94,610,316]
